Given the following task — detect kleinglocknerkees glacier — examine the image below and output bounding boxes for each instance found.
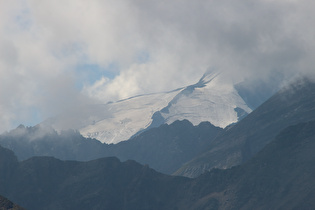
[48,72,252,144]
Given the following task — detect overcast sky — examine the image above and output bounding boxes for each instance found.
[1,0,315,132]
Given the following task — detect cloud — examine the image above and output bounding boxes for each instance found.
[83,0,315,100]
[1,0,315,132]
[0,0,99,132]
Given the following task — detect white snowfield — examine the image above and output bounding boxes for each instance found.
[79,90,181,144]
[75,72,252,144]
[161,78,251,128]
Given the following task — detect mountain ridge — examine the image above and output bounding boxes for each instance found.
[0,119,222,175]
[1,120,315,209]
[175,78,315,177]
[46,72,253,144]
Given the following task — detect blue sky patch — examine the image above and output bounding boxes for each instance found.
[75,62,119,89]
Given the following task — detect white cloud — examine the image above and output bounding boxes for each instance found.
[1,0,315,132]
[82,0,315,101]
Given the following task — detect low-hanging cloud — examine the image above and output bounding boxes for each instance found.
[1,0,315,132]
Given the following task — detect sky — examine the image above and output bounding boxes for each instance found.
[1,0,315,132]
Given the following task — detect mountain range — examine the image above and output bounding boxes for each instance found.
[0,75,314,209]
[175,78,315,177]
[0,119,315,209]
[1,77,313,178]
[46,72,267,144]
[0,120,222,175]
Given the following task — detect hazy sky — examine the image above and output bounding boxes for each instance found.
[1,0,315,132]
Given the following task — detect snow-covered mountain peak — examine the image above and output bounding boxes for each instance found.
[45,72,252,144]
[156,73,251,128]
[194,71,220,88]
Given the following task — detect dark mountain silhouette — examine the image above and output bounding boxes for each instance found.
[0,144,189,210]
[107,120,222,174]
[227,120,315,209]
[0,195,25,210]
[1,120,315,209]
[0,120,222,175]
[175,78,315,177]
[0,125,105,161]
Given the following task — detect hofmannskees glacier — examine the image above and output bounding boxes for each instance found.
[46,72,252,144]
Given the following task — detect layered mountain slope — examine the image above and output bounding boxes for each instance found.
[1,121,315,209]
[175,78,315,177]
[0,120,222,174]
[48,72,252,144]
[187,120,315,210]
[106,120,223,174]
[0,146,189,210]
[226,120,315,209]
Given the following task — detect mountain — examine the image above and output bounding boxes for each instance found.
[0,146,18,194]
[0,124,106,161]
[175,78,315,177]
[46,72,253,144]
[234,71,283,110]
[0,120,222,174]
[0,75,289,176]
[0,145,189,210]
[1,120,315,209]
[0,195,25,210]
[105,120,222,174]
[186,120,315,209]
[225,120,315,209]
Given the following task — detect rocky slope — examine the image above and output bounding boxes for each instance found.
[1,120,315,209]
[175,78,315,177]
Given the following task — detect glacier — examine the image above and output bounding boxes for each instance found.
[46,72,252,144]
[78,72,251,144]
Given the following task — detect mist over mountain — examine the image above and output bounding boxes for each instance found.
[0,120,222,175]
[175,78,315,177]
[0,76,314,209]
[2,0,315,136]
[0,124,105,161]
[234,71,283,110]
[1,76,310,178]
[1,1,315,209]
[1,120,315,210]
[45,72,256,144]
